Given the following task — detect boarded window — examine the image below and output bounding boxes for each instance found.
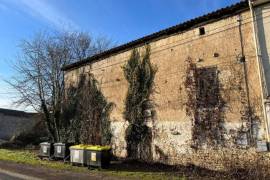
[196,67,219,108]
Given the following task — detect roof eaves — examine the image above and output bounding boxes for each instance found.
[62,0,249,71]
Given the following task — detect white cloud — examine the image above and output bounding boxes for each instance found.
[3,0,80,31]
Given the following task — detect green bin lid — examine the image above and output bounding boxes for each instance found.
[70,144,111,151]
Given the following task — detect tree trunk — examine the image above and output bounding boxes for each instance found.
[41,100,57,141]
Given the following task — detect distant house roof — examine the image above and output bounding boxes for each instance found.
[62,0,249,71]
[0,108,36,117]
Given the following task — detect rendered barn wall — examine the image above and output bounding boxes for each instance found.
[64,9,266,163]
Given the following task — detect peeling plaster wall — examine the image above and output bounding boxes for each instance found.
[110,121,128,158]
[64,9,267,164]
[152,121,193,161]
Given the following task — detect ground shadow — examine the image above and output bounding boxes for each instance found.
[108,160,230,179]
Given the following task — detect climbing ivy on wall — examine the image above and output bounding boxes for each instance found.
[184,57,226,149]
[60,83,81,143]
[184,57,260,149]
[227,58,259,147]
[61,73,114,145]
[123,45,157,159]
[79,73,114,145]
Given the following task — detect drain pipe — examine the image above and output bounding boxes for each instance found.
[248,0,270,150]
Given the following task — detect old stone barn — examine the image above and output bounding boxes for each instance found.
[63,0,270,164]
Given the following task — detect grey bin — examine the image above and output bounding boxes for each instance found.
[70,146,87,166]
[39,142,54,159]
[53,143,73,160]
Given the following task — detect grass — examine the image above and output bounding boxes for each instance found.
[0,149,185,180]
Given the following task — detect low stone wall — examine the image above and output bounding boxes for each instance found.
[0,111,39,141]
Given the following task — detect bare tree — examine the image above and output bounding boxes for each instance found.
[8,31,112,142]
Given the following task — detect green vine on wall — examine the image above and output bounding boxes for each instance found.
[123,45,157,159]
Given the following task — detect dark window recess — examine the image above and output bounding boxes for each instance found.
[199,27,205,35]
[196,67,219,108]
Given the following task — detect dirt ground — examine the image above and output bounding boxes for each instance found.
[0,160,120,180]
[0,158,229,180]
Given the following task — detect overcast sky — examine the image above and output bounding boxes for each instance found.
[0,0,240,111]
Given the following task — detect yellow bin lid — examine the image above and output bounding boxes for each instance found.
[70,144,111,151]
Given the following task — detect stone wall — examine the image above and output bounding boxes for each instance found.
[64,9,267,164]
[0,110,39,141]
